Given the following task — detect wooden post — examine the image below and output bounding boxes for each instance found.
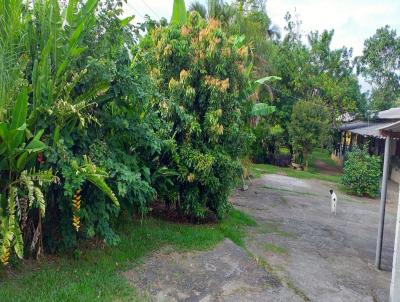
[349,133,353,151]
[376,135,391,269]
[390,183,400,301]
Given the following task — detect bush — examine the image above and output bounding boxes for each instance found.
[0,0,161,261]
[141,12,254,218]
[251,122,285,164]
[289,99,330,168]
[341,147,382,197]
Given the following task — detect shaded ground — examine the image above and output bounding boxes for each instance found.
[313,159,342,175]
[124,174,396,301]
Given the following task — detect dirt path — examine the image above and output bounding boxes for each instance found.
[313,159,342,174]
[123,175,395,301]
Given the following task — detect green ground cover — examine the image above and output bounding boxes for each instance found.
[250,149,342,183]
[0,210,256,302]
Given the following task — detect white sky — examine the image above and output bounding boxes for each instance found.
[124,0,400,92]
[266,0,400,58]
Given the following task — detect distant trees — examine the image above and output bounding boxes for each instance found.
[187,1,367,165]
[356,25,400,111]
[289,100,330,168]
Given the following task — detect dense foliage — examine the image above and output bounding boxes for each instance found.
[141,12,254,218]
[0,0,259,265]
[356,25,400,111]
[0,0,162,263]
[0,0,390,266]
[289,99,330,168]
[341,147,382,197]
[188,2,366,164]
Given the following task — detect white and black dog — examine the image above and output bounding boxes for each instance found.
[330,189,337,215]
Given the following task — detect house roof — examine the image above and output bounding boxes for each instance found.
[339,121,370,131]
[379,121,400,136]
[377,108,400,120]
[340,108,400,138]
[348,122,397,138]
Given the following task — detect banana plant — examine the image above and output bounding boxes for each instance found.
[171,0,187,25]
[250,76,281,118]
[27,0,107,145]
[0,88,46,174]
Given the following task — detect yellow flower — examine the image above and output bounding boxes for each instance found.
[72,189,82,232]
[217,124,224,135]
[168,78,179,90]
[237,46,249,59]
[208,19,220,30]
[187,173,195,183]
[180,69,189,82]
[0,248,10,266]
[72,215,81,232]
[220,78,230,92]
[163,44,172,56]
[181,26,190,37]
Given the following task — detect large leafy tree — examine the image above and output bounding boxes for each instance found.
[268,14,365,152]
[356,25,400,110]
[289,99,330,168]
[307,30,365,115]
[141,12,254,218]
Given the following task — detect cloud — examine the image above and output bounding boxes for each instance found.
[266,0,400,57]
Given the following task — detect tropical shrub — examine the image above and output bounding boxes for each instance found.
[0,0,129,261]
[289,99,330,168]
[251,122,285,163]
[141,12,254,218]
[0,88,56,264]
[39,0,162,250]
[341,147,382,197]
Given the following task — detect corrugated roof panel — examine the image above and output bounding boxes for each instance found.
[339,121,370,131]
[349,122,396,138]
[379,121,400,134]
[377,108,400,120]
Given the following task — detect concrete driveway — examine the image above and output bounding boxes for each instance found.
[124,174,396,301]
[232,174,395,302]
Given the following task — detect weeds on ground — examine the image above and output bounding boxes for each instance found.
[263,243,288,255]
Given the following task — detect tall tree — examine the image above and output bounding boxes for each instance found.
[356,25,400,110]
[289,99,330,168]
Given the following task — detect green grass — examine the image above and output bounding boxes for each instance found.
[0,209,256,302]
[250,163,341,183]
[308,148,339,169]
[263,243,288,255]
[250,149,342,183]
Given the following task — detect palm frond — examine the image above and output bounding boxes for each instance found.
[188,1,207,19]
[171,0,187,25]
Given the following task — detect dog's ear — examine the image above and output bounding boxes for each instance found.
[329,189,333,194]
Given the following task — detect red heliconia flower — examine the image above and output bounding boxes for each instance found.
[37,152,44,164]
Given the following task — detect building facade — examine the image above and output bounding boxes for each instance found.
[334,108,400,203]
